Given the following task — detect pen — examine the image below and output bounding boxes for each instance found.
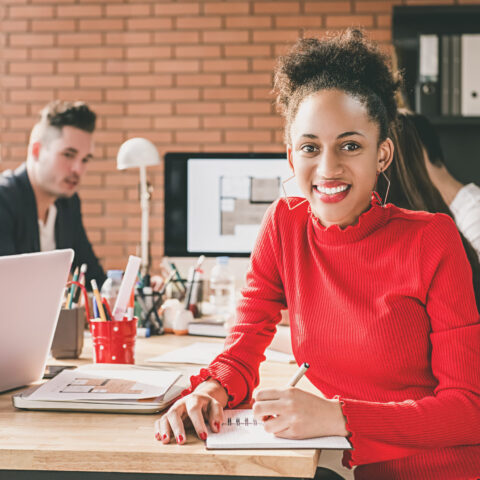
[184,255,205,310]
[91,279,107,322]
[73,264,87,305]
[66,266,79,309]
[102,297,113,321]
[287,362,310,387]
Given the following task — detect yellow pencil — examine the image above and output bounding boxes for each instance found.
[90,279,107,322]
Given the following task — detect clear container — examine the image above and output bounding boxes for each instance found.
[209,256,235,323]
[101,269,123,311]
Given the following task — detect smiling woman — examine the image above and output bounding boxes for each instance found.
[156,29,480,480]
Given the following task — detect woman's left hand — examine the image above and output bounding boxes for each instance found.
[252,387,349,439]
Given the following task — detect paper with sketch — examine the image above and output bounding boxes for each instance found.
[206,409,351,450]
[147,342,295,365]
[28,366,181,401]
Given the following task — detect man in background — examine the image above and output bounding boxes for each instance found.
[0,100,106,285]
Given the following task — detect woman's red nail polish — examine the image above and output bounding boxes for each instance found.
[214,422,220,431]
[155,432,160,441]
[162,434,168,441]
[199,432,207,440]
[177,434,184,443]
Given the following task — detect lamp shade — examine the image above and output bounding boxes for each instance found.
[116,137,160,170]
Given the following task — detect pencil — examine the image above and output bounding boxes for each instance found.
[91,279,107,322]
[67,266,79,309]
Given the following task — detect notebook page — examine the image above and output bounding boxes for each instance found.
[206,409,351,450]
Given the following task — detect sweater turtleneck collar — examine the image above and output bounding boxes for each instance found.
[310,194,391,245]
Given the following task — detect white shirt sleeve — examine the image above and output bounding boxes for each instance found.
[450,183,480,260]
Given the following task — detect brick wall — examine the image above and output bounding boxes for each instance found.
[0,0,469,272]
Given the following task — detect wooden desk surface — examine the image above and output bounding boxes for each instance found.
[0,334,320,478]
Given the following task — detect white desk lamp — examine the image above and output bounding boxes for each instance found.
[116,138,160,278]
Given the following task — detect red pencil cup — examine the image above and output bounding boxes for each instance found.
[89,318,137,364]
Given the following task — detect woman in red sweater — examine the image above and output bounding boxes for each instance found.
[156,30,480,479]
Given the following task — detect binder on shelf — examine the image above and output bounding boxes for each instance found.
[450,35,462,116]
[461,34,480,116]
[416,35,440,116]
[440,35,451,116]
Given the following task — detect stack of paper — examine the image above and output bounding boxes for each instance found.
[12,365,182,414]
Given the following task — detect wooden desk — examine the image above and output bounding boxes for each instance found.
[0,335,321,479]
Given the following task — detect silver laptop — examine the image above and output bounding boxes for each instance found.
[0,249,73,392]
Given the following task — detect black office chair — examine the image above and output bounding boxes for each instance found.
[314,467,346,480]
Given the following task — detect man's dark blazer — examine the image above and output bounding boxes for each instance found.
[0,164,106,286]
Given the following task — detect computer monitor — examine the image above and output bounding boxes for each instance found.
[164,152,303,257]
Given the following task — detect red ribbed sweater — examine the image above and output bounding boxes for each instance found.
[188,197,480,479]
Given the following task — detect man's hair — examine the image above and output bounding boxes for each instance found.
[273,29,402,144]
[29,100,96,146]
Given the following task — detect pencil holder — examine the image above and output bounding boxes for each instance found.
[90,318,137,364]
[51,306,86,359]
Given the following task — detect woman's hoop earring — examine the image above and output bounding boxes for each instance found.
[281,174,308,211]
[373,170,391,207]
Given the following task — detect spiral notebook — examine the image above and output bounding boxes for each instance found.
[206,409,351,450]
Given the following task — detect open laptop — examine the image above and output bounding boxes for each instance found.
[0,249,74,392]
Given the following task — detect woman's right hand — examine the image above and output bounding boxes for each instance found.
[154,378,228,445]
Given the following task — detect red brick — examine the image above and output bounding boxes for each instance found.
[126,46,171,59]
[105,4,151,16]
[154,88,200,101]
[176,130,222,143]
[153,31,199,44]
[9,90,54,102]
[253,2,299,14]
[123,131,173,143]
[252,116,283,128]
[31,75,76,88]
[105,61,150,73]
[58,62,103,74]
[225,45,271,57]
[30,47,75,60]
[9,61,54,74]
[203,30,249,43]
[126,18,173,30]
[79,19,124,31]
[177,74,222,86]
[253,30,300,43]
[94,104,125,116]
[2,104,28,115]
[78,47,124,60]
[3,49,28,60]
[226,73,272,86]
[104,173,140,186]
[204,116,249,128]
[355,1,396,13]
[56,90,103,102]
[9,34,55,47]
[154,3,200,15]
[9,5,54,18]
[127,103,172,115]
[177,16,222,29]
[225,102,272,114]
[127,74,173,87]
[154,116,200,129]
[225,130,272,143]
[31,19,76,32]
[368,29,391,43]
[153,60,200,73]
[106,32,151,45]
[275,16,324,28]
[326,15,375,28]
[252,58,276,72]
[225,16,272,28]
[204,2,250,14]
[176,102,221,115]
[304,1,351,13]
[58,33,103,46]
[1,20,28,32]
[8,117,34,129]
[377,14,392,28]
[79,75,125,88]
[203,59,249,72]
[1,131,30,143]
[93,131,125,144]
[106,89,152,101]
[204,87,249,100]
[176,45,221,58]
[57,5,103,17]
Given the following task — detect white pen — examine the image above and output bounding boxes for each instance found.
[287,362,310,387]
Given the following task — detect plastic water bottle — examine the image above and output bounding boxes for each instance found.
[209,257,235,323]
[101,270,123,311]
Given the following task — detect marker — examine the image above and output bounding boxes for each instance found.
[91,279,107,322]
[287,362,310,387]
[67,266,79,309]
[102,297,113,321]
[73,264,87,305]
